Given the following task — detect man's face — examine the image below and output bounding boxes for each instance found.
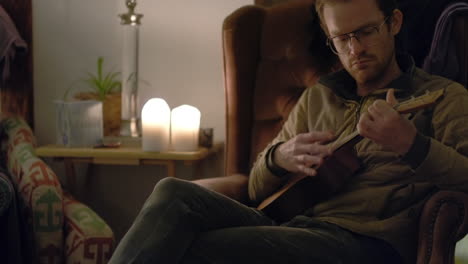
[322,0,399,85]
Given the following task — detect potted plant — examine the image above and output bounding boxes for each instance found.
[73,57,122,136]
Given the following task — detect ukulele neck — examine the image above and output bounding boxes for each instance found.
[330,89,444,152]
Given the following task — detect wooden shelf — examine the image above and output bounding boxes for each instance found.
[35,143,223,162]
[35,142,224,191]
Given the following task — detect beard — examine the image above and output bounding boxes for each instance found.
[345,49,395,87]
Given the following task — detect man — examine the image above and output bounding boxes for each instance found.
[109,0,468,263]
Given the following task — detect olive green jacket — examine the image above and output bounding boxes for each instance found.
[249,56,468,263]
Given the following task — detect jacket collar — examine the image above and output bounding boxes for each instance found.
[318,53,416,101]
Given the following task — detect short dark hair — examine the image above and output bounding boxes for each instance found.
[315,0,398,31]
[307,0,399,73]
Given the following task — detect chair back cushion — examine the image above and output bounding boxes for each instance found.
[223,1,338,174]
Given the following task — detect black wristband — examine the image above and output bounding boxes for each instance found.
[401,132,431,169]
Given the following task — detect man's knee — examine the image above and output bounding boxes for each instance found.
[154,177,201,197]
[137,178,188,217]
[142,178,195,209]
[153,177,188,194]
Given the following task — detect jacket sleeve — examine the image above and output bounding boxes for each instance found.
[248,87,311,204]
[413,82,468,191]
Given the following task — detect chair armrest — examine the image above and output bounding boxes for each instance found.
[417,191,468,264]
[2,117,66,260]
[63,192,115,263]
[192,174,249,203]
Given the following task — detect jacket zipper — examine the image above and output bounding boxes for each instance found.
[354,96,366,130]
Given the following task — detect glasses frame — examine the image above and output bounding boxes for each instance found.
[326,16,391,55]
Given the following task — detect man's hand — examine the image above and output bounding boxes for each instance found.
[274,131,334,176]
[357,89,417,155]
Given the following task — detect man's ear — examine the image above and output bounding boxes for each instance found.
[391,9,403,36]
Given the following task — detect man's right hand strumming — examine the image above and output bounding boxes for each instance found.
[274,131,335,177]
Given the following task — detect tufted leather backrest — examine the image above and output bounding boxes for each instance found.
[250,2,328,167]
[222,1,337,175]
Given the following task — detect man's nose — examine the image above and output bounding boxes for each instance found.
[348,37,365,56]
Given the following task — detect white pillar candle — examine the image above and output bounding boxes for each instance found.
[171,105,201,151]
[141,98,170,151]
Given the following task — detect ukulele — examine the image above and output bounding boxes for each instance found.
[257,89,445,222]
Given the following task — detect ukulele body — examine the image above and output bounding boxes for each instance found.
[258,137,362,223]
[257,89,444,223]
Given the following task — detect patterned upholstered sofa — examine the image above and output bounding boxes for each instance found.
[1,116,114,264]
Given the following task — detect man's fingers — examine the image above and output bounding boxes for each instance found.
[300,131,335,144]
[369,100,396,119]
[294,143,332,157]
[299,155,324,167]
[298,164,318,177]
[358,112,375,136]
[295,155,325,177]
[279,131,335,174]
[308,143,332,157]
[386,88,398,107]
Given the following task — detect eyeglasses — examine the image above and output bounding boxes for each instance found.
[326,16,391,55]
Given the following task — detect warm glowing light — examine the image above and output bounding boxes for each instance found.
[171,105,201,151]
[141,98,170,151]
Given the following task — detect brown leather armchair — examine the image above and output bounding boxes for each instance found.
[194,1,468,263]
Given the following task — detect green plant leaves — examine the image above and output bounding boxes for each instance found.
[85,56,122,101]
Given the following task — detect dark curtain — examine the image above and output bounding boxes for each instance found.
[0,0,34,128]
[397,0,458,67]
[0,169,35,264]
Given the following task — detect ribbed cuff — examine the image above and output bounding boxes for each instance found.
[401,132,431,169]
[265,142,290,178]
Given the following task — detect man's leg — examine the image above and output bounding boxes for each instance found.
[108,177,275,264]
[182,220,403,264]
